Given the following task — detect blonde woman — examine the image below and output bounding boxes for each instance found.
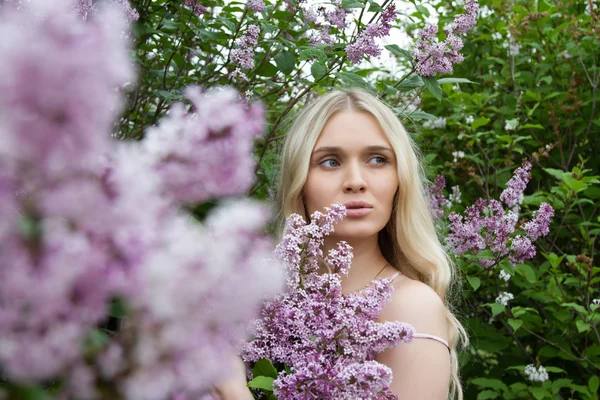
[217,88,468,399]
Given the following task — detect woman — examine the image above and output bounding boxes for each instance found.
[218,88,468,399]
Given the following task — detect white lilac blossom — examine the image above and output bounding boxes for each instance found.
[452,150,465,163]
[0,1,284,398]
[465,115,475,124]
[447,162,554,268]
[414,0,479,76]
[491,32,502,40]
[423,117,447,129]
[524,364,549,382]
[242,205,414,399]
[495,292,514,306]
[346,3,397,64]
[505,119,519,130]
[499,269,511,281]
[448,185,462,207]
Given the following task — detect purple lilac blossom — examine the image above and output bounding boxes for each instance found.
[413,0,479,76]
[523,203,554,241]
[447,162,554,268]
[0,1,284,398]
[324,0,351,29]
[346,3,397,64]
[500,161,531,208]
[428,174,448,219]
[248,0,265,12]
[183,0,207,15]
[242,205,414,399]
[73,0,139,21]
[142,86,265,205]
[231,24,260,70]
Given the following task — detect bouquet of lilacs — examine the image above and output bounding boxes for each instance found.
[242,204,414,400]
[0,1,283,399]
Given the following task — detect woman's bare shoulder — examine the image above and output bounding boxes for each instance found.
[379,274,448,339]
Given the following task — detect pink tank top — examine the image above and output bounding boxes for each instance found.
[389,271,451,353]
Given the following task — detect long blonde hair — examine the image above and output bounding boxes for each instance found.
[271,88,468,399]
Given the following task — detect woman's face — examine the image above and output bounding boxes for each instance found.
[303,110,399,240]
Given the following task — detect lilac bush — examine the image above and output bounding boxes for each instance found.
[0,1,283,398]
[242,204,414,399]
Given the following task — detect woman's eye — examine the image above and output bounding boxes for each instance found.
[320,159,339,168]
[369,156,387,165]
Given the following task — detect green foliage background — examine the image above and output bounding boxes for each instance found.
[120,1,600,398]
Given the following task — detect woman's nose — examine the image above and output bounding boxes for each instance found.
[343,162,366,193]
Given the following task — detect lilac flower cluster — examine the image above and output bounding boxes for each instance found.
[74,0,140,21]
[248,0,265,12]
[346,3,397,64]
[183,0,208,15]
[242,205,414,399]
[142,85,265,205]
[447,162,555,268]
[231,24,260,70]
[324,0,351,30]
[428,175,449,219]
[413,0,479,76]
[0,1,283,398]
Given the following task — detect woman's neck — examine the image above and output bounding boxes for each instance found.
[322,234,391,294]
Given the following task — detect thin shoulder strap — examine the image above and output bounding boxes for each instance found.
[413,333,451,352]
[389,271,402,282]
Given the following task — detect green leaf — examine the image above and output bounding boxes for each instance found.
[422,76,442,100]
[253,359,278,379]
[542,252,565,269]
[471,378,509,392]
[311,61,326,79]
[529,387,547,400]
[589,375,599,394]
[472,117,490,130]
[335,71,367,87]
[109,297,128,318]
[467,276,481,291]
[384,44,413,62]
[416,4,430,17]
[437,77,479,85]
[508,318,523,332]
[576,320,591,333]
[520,123,544,129]
[402,111,438,120]
[561,302,587,314]
[396,74,423,90]
[489,302,505,317]
[476,390,499,399]
[299,47,327,62]
[274,51,296,75]
[516,263,536,284]
[248,376,275,391]
[341,0,365,8]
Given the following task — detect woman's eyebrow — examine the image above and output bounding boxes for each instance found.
[312,145,394,155]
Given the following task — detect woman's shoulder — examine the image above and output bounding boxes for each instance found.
[379,273,448,339]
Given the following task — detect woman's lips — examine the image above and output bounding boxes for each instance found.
[346,207,373,217]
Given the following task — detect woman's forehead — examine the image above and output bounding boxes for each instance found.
[314,110,392,150]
